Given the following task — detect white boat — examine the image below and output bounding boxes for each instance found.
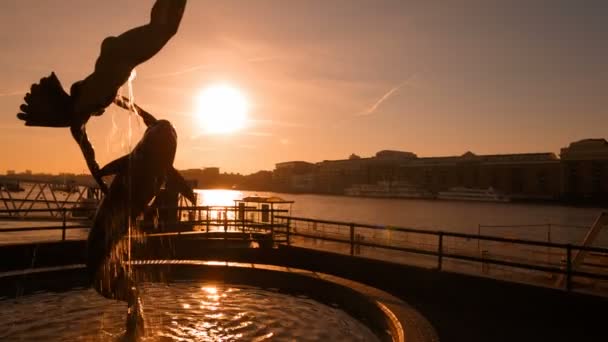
[345,181,434,199]
[437,187,510,202]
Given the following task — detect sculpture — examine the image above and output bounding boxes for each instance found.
[17,0,187,194]
[87,98,195,338]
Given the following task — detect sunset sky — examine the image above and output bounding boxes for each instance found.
[1,0,607,174]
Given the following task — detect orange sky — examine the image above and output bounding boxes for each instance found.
[1,0,607,174]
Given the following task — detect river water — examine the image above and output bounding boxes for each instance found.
[1,188,606,246]
[198,190,607,246]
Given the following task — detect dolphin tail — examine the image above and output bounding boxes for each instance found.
[99,155,130,177]
[17,72,73,127]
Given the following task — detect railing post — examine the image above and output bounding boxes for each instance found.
[270,207,275,237]
[438,232,444,271]
[286,217,291,246]
[61,208,67,241]
[547,224,552,267]
[477,224,481,253]
[350,223,355,256]
[224,208,228,233]
[566,244,572,291]
[206,208,210,233]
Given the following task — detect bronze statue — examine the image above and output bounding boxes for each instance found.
[87,98,195,339]
[17,0,187,194]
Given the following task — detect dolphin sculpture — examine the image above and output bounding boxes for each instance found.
[87,98,195,339]
[17,0,187,194]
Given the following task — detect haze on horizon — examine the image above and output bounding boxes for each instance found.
[0,0,606,175]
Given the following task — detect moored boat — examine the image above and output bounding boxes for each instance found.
[345,181,435,199]
[437,187,509,202]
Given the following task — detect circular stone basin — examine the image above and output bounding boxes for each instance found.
[0,261,437,342]
[0,282,379,341]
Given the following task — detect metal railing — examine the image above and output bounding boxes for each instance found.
[0,206,290,242]
[3,207,607,294]
[274,215,608,293]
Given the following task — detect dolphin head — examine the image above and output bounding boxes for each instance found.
[137,119,177,171]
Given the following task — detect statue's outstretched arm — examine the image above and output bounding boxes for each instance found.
[114,96,158,128]
[73,0,187,115]
[70,123,109,194]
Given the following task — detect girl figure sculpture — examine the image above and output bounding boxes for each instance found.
[17,0,187,194]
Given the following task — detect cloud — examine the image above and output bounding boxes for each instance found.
[190,146,217,152]
[246,131,273,137]
[142,64,214,80]
[0,90,24,97]
[249,119,306,128]
[238,144,257,150]
[140,55,279,81]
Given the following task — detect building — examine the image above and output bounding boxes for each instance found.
[402,152,561,199]
[272,139,608,202]
[273,161,317,192]
[560,139,608,202]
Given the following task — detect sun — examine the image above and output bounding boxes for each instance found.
[195,84,249,134]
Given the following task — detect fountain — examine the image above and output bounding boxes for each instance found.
[6,1,438,340]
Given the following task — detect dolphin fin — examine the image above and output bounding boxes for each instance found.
[167,167,196,204]
[99,155,130,177]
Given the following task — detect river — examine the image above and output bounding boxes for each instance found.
[197,189,607,246]
[1,188,606,246]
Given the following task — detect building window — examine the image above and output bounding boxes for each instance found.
[537,171,546,192]
[592,162,602,194]
[568,163,578,194]
[491,172,498,187]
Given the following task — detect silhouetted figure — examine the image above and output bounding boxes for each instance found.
[17,0,187,194]
[87,98,195,339]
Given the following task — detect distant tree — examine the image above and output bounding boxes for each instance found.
[349,153,361,160]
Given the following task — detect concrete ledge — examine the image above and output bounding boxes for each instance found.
[2,238,607,341]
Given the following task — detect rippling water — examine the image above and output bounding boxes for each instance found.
[197,190,607,245]
[0,282,379,341]
[1,188,606,245]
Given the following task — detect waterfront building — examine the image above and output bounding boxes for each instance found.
[272,138,608,203]
[273,161,317,192]
[560,139,608,202]
[402,152,561,200]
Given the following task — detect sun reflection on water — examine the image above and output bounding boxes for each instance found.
[0,282,380,341]
[196,189,243,207]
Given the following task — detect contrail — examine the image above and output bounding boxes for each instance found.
[358,73,419,116]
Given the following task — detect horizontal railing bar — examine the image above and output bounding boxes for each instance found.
[0,225,90,233]
[0,206,290,214]
[0,198,85,205]
[281,215,608,254]
[277,215,440,236]
[0,217,91,222]
[479,224,553,228]
[0,220,288,234]
[290,231,440,257]
[289,232,608,281]
[479,224,588,229]
[0,208,94,214]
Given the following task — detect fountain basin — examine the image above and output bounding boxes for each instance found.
[0,261,438,341]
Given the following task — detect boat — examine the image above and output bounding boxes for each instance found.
[50,181,79,193]
[0,181,25,192]
[71,198,98,219]
[345,181,435,199]
[437,187,510,202]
